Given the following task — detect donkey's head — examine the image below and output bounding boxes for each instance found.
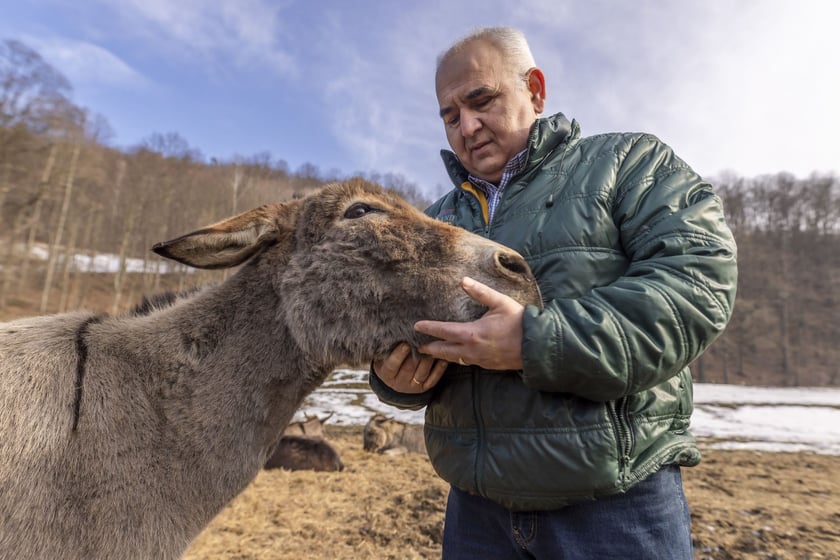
[153,179,541,365]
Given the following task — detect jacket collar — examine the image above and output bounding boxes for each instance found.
[440,112,578,188]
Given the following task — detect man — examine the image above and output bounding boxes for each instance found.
[371,26,737,559]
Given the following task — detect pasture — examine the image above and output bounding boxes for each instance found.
[186,369,840,558]
[184,426,840,560]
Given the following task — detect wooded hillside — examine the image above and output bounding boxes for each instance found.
[2,39,838,387]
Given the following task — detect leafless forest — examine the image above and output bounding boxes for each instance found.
[2,39,838,387]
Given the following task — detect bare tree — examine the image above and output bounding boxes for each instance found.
[15,143,57,293]
[40,143,80,313]
[0,39,72,175]
[111,179,144,314]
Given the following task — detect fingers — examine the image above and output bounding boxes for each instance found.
[372,277,521,392]
[414,319,471,345]
[373,342,412,381]
[401,355,443,393]
[415,276,525,371]
[373,342,446,394]
[460,276,509,308]
[422,359,449,391]
[414,276,515,346]
[416,339,466,365]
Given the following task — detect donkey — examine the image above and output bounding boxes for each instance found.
[267,412,339,471]
[264,435,344,472]
[0,179,541,560]
[363,413,427,455]
[283,412,333,438]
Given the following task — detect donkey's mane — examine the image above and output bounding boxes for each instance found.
[130,286,206,317]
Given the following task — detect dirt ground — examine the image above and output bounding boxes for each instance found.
[184,427,840,560]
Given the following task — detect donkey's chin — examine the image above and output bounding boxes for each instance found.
[457,298,489,323]
[367,299,489,361]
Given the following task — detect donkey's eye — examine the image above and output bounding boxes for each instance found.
[343,203,378,219]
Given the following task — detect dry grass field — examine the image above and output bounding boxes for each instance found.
[184,427,840,560]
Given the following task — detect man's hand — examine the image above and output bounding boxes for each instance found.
[373,342,449,393]
[416,276,525,371]
[373,277,526,394]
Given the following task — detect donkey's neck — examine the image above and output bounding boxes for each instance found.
[127,263,334,482]
[72,261,341,557]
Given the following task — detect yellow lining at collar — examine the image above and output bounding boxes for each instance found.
[459,181,489,225]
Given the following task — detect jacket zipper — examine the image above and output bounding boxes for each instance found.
[608,398,634,487]
[472,370,486,495]
[458,140,572,493]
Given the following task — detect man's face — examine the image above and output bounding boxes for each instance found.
[436,40,545,183]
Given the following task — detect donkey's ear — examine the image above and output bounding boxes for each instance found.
[152,201,300,269]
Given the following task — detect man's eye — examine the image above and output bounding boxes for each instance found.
[344,203,378,219]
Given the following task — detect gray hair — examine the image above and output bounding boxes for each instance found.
[436,26,536,79]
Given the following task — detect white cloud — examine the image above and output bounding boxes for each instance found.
[510,0,840,178]
[310,8,445,186]
[99,0,297,77]
[78,0,837,188]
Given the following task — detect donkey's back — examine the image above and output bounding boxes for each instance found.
[0,312,93,442]
[0,313,117,558]
[0,309,217,559]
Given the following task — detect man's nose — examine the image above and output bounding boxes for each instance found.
[460,111,482,137]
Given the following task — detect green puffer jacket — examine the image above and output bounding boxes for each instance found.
[370,112,738,511]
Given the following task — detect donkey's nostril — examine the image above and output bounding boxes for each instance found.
[488,248,543,309]
[495,250,530,277]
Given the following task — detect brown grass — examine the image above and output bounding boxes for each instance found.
[184,427,840,560]
[184,427,446,560]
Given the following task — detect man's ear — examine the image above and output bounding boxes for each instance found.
[526,68,546,115]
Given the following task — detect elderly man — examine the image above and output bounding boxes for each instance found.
[371,26,737,559]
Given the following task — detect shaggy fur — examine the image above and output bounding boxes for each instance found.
[363,413,427,456]
[282,413,332,438]
[0,179,540,560]
[264,435,344,472]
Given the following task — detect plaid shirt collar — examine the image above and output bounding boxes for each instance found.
[467,148,528,223]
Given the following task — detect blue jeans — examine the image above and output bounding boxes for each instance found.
[442,466,694,560]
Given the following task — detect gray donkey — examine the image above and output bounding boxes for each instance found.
[0,179,540,560]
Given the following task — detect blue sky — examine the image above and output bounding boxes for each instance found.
[2,0,838,196]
